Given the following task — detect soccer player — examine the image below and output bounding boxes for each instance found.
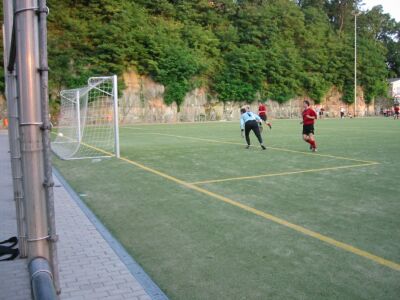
[240,108,266,150]
[258,102,272,130]
[394,104,399,120]
[340,107,345,119]
[300,100,317,152]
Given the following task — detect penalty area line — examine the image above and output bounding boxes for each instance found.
[189,162,379,185]
[123,131,379,165]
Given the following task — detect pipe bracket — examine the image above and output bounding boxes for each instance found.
[27,235,50,242]
[14,7,39,15]
[31,269,53,280]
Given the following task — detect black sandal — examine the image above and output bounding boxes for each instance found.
[0,246,20,261]
[0,236,18,248]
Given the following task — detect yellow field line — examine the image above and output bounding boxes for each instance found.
[119,126,147,130]
[267,146,378,164]
[69,143,399,271]
[149,132,245,146]
[123,130,379,164]
[190,163,379,185]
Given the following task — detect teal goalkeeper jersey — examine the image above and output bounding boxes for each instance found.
[240,112,261,130]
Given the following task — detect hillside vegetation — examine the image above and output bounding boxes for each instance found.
[2,0,400,107]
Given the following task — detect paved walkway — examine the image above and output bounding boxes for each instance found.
[0,131,168,300]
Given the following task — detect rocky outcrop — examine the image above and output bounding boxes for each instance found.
[119,71,381,123]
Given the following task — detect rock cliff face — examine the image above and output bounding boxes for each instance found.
[119,71,381,123]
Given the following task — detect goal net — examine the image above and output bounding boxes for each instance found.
[52,75,120,160]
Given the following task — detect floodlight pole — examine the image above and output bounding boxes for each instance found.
[353,11,360,117]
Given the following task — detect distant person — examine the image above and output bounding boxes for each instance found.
[315,106,321,118]
[320,107,324,118]
[300,100,317,152]
[394,105,399,120]
[2,117,8,129]
[258,102,272,130]
[340,107,345,119]
[240,108,266,150]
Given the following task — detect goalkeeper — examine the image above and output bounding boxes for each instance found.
[240,107,266,150]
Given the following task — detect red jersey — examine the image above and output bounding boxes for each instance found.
[258,104,267,117]
[395,106,399,112]
[302,108,317,125]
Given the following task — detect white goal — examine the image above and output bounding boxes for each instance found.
[52,75,120,160]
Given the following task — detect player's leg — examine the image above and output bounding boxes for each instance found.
[265,115,272,129]
[252,122,266,150]
[244,123,251,147]
[308,133,317,151]
[302,133,311,146]
[303,134,315,150]
[302,125,317,151]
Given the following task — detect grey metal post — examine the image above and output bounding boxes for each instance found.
[353,11,360,117]
[3,0,28,257]
[38,0,61,294]
[113,75,120,158]
[76,90,81,142]
[14,0,50,263]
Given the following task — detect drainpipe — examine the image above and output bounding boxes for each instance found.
[29,257,57,300]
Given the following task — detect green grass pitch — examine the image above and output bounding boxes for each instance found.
[53,117,400,299]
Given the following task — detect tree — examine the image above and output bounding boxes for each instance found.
[213,45,264,102]
[1,0,397,107]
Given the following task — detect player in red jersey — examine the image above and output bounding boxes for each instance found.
[394,104,399,120]
[258,102,272,130]
[300,100,318,152]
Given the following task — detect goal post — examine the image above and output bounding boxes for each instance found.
[52,75,120,160]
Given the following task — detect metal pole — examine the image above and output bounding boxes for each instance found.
[354,12,359,117]
[38,0,61,294]
[3,0,28,257]
[15,0,50,263]
[113,75,120,158]
[76,90,81,142]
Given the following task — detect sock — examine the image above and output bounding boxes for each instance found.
[309,140,316,148]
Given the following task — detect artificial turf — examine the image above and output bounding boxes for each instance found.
[53,117,400,299]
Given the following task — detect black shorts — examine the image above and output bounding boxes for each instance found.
[259,114,267,121]
[303,124,314,135]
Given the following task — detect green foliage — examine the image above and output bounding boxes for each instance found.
[213,45,264,102]
[357,38,388,103]
[1,0,398,103]
[154,44,201,106]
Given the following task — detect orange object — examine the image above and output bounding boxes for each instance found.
[3,117,8,128]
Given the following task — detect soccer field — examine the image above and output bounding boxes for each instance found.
[53,117,400,299]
